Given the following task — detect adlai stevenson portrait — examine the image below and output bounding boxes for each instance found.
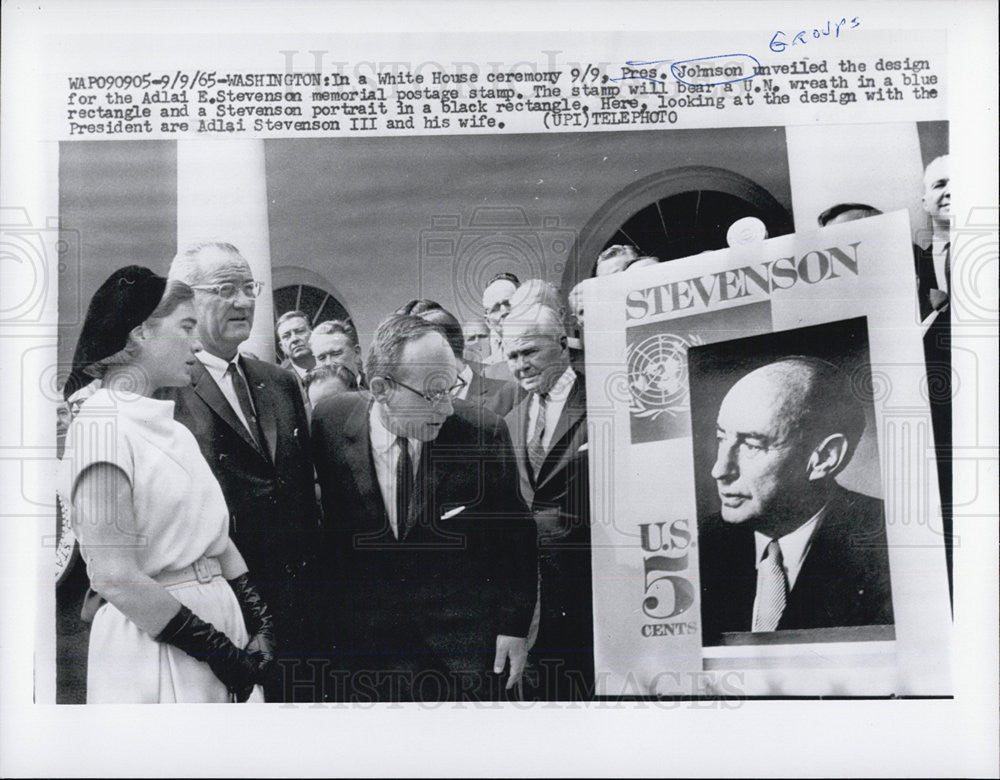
[689,321,894,645]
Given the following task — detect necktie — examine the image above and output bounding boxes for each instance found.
[943,241,951,295]
[395,436,413,539]
[226,362,266,455]
[527,393,548,480]
[296,372,311,412]
[753,539,788,632]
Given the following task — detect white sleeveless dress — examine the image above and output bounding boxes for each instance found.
[61,389,263,703]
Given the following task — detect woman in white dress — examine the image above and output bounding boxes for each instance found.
[62,266,274,703]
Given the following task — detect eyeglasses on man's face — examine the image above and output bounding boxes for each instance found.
[389,374,467,405]
[192,280,265,300]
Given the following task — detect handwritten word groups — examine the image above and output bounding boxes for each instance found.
[615,18,862,89]
[770,17,862,53]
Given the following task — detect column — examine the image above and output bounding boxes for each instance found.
[176,139,275,362]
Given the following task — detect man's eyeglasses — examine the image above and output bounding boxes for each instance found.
[192,281,265,300]
[390,375,467,405]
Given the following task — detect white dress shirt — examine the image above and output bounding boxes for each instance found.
[455,363,474,401]
[751,503,829,628]
[527,366,576,451]
[369,404,420,540]
[485,333,505,365]
[196,350,257,434]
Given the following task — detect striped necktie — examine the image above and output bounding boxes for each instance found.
[753,539,788,632]
[527,392,548,480]
[226,362,266,456]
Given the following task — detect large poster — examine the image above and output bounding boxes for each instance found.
[584,210,952,696]
[4,2,997,775]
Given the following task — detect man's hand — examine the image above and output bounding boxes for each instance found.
[494,634,528,690]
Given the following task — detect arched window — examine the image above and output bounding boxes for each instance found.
[564,166,793,291]
[273,283,355,359]
[273,283,352,326]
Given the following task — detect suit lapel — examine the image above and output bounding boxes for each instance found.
[544,375,584,456]
[781,490,852,627]
[281,358,311,413]
[343,397,387,528]
[190,359,263,457]
[727,524,759,632]
[506,396,533,504]
[535,374,586,489]
[242,357,277,463]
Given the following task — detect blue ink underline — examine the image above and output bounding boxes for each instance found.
[610,54,762,88]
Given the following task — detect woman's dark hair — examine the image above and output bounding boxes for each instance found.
[148,279,195,320]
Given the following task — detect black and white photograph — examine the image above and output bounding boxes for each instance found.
[689,318,893,646]
[50,125,950,703]
[2,2,997,777]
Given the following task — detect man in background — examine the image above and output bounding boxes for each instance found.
[310,319,363,390]
[275,310,315,406]
[462,319,492,365]
[480,272,519,374]
[917,153,953,597]
[918,154,951,320]
[508,278,583,372]
[816,202,883,227]
[304,363,357,407]
[503,303,593,701]
[594,244,640,276]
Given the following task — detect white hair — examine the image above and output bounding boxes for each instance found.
[168,241,244,285]
[502,302,566,341]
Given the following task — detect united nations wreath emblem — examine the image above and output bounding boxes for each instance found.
[626,332,704,420]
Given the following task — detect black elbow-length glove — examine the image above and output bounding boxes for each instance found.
[227,572,277,669]
[155,605,266,701]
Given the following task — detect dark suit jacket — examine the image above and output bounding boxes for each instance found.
[279,356,311,409]
[158,356,321,640]
[698,486,894,645]
[914,243,940,323]
[914,242,953,598]
[504,371,593,665]
[465,368,521,419]
[311,393,537,674]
